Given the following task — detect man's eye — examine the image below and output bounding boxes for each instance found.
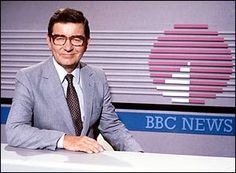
[73,37,83,41]
[56,37,65,41]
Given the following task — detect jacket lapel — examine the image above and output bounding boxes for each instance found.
[80,62,94,135]
[42,58,75,134]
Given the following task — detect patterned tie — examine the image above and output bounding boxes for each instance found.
[65,74,83,135]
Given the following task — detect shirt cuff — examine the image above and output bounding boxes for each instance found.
[57,134,66,148]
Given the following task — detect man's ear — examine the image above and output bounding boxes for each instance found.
[46,35,52,50]
[87,38,91,45]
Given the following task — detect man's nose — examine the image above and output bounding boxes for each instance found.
[63,39,74,51]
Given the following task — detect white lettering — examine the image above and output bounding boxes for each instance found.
[145,115,233,135]
[165,116,176,130]
[195,118,205,131]
[145,116,155,128]
[224,119,233,133]
[155,116,164,129]
[206,118,223,131]
[182,117,194,130]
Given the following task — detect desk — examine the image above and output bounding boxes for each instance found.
[1,143,235,172]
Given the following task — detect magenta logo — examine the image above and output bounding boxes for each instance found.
[149,24,233,104]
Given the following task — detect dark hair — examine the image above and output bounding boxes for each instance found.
[48,8,90,38]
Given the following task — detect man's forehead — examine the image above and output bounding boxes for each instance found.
[52,22,85,33]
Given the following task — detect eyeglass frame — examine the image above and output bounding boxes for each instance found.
[49,34,86,47]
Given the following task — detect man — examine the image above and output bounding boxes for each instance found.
[6,8,143,153]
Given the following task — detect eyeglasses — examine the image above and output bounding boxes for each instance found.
[50,34,86,46]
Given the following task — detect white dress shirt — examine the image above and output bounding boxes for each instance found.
[52,58,85,148]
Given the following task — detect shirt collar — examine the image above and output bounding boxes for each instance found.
[52,57,80,84]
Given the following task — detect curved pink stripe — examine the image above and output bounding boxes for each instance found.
[150,73,172,78]
[190,74,230,80]
[191,68,232,73]
[149,54,232,60]
[150,73,231,80]
[190,87,223,92]
[189,93,216,98]
[174,24,208,29]
[189,99,205,104]
[151,48,231,54]
[164,30,218,35]
[157,36,224,42]
[154,42,228,48]
[191,62,233,67]
[149,61,233,67]
[190,81,227,86]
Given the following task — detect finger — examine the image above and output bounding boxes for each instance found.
[73,140,100,153]
[90,143,104,153]
[83,140,104,153]
[80,137,104,151]
[82,136,98,143]
[65,136,104,153]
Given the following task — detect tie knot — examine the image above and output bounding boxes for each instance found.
[65,74,74,84]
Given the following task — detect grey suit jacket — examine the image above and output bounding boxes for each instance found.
[6,57,143,152]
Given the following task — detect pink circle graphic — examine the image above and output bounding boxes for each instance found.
[149,24,233,105]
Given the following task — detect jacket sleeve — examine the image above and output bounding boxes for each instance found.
[5,69,64,150]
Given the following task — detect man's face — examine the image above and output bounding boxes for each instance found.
[47,22,89,73]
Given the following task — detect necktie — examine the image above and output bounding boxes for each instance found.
[65,74,83,135]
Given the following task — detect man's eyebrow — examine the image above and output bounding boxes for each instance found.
[52,34,85,37]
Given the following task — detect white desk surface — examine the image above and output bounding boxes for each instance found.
[1,143,235,172]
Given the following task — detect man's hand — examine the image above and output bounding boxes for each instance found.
[63,134,104,153]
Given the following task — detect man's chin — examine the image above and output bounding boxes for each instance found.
[63,63,79,70]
